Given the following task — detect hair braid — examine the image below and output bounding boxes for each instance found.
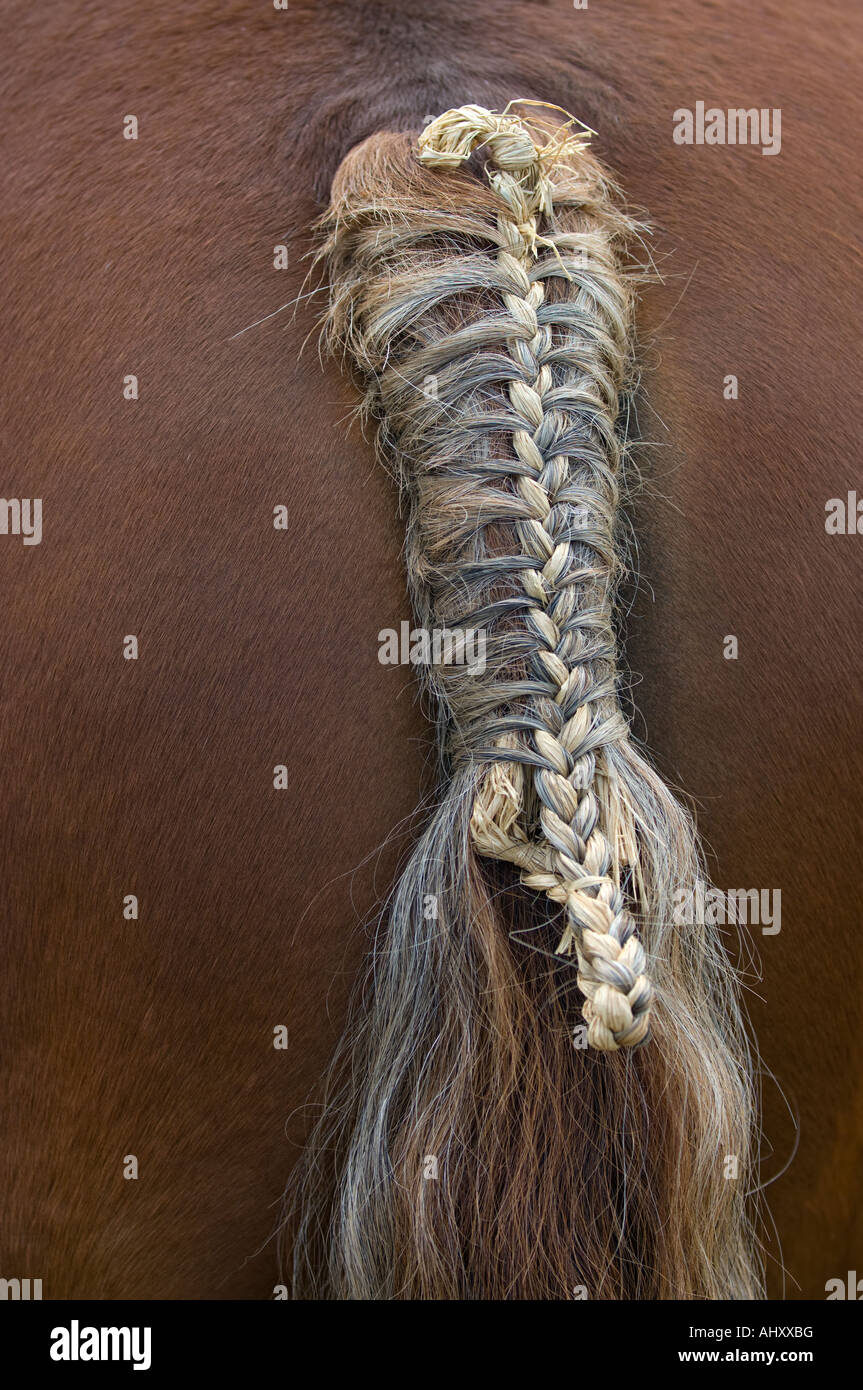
[290,102,762,1299]
[331,104,651,1049]
[422,107,650,1048]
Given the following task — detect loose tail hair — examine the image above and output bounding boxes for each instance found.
[285,104,762,1298]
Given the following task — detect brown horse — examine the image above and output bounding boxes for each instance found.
[1,0,860,1299]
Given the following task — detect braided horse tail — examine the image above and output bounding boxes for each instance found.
[286,104,762,1298]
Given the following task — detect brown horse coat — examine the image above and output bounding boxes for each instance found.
[1,0,860,1297]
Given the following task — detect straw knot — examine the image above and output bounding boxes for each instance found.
[418,103,591,251]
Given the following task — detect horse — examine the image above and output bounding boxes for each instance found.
[1,0,860,1299]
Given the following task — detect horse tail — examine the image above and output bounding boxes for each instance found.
[286,104,762,1299]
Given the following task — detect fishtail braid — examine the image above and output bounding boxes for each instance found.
[324,104,651,1049]
[418,105,649,1049]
